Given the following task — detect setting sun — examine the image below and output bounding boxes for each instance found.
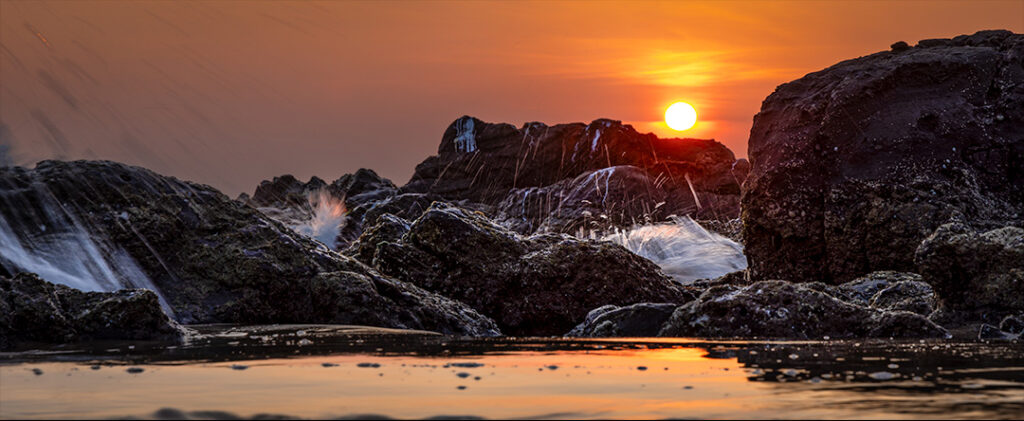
[665,102,698,131]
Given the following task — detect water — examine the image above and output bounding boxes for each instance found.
[290,189,347,249]
[0,183,168,312]
[1,325,1020,419]
[602,216,747,283]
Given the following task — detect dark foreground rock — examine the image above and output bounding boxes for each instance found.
[915,223,1023,318]
[569,279,948,339]
[0,161,499,336]
[742,30,1024,285]
[348,202,695,336]
[0,273,186,350]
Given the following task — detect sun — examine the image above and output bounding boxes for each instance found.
[665,102,697,131]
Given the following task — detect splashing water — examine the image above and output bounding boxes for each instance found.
[600,216,746,284]
[290,189,347,249]
[0,186,173,314]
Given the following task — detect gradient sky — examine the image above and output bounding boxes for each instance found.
[2,1,1022,195]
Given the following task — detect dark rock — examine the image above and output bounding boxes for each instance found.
[335,192,455,249]
[915,223,1024,316]
[742,30,1024,284]
[0,272,186,350]
[566,303,678,337]
[869,280,936,316]
[999,314,1024,335]
[404,116,742,231]
[658,280,948,339]
[835,271,924,305]
[366,202,694,336]
[890,41,910,52]
[343,214,412,264]
[978,323,1017,340]
[494,165,671,234]
[0,161,499,336]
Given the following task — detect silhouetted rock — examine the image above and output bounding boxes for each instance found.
[0,161,499,336]
[1000,314,1024,335]
[742,30,1024,284]
[360,202,695,336]
[658,281,948,339]
[0,272,186,350]
[915,223,1023,318]
[566,303,677,337]
[405,117,742,233]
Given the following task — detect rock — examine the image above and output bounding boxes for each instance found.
[890,41,910,52]
[0,273,186,350]
[365,202,695,336]
[658,280,948,339]
[566,303,678,337]
[731,158,750,186]
[404,116,742,232]
[869,280,936,316]
[999,314,1024,335]
[343,214,412,263]
[915,223,1024,317]
[494,165,670,234]
[835,271,924,305]
[978,323,1017,340]
[0,161,499,336]
[742,30,1024,284]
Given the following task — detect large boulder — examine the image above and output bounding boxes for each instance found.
[0,272,186,350]
[657,281,948,339]
[0,161,499,336]
[915,223,1023,318]
[405,117,742,231]
[351,202,695,336]
[742,30,1024,284]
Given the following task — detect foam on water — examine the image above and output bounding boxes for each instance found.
[600,216,746,283]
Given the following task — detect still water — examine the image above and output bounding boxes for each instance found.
[1,325,1021,419]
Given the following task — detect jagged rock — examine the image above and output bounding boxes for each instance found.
[343,214,411,263]
[0,273,186,350]
[835,271,925,305]
[658,281,948,339]
[978,323,1017,340]
[494,165,669,234]
[405,116,742,232]
[250,174,328,209]
[566,303,677,337]
[869,280,936,316]
[0,161,499,336]
[742,30,1024,284]
[915,223,1024,317]
[1000,314,1024,335]
[364,202,695,336]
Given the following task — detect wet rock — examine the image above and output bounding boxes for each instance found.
[869,280,936,316]
[367,202,694,336]
[566,303,678,337]
[0,161,499,336]
[405,116,742,231]
[978,323,1017,340]
[658,280,948,339]
[915,223,1023,317]
[835,271,923,305]
[742,30,1024,284]
[0,272,186,350]
[343,214,412,264]
[1000,315,1024,335]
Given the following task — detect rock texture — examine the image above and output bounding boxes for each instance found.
[0,272,186,350]
[349,202,695,336]
[742,30,1024,284]
[0,161,499,336]
[658,281,948,339]
[405,117,742,232]
[915,223,1023,317]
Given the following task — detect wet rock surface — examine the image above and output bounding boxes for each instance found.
[742,30,1024,285]
[915,223,1024,318]
[0,161,499,336]
[0,272,185,350]
[356,202,695,336]
[566,303,678,338]
[405,116,743,232]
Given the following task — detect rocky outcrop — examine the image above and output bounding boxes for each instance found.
[915,223,1023,318]
[0,161,499,336]
[405,117,742,233]
[0,272,186,350]
[349,202,695,336]
[742,30,1024,284]
[566,303,678,337]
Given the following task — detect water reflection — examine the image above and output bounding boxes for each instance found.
[1,325,1021,419]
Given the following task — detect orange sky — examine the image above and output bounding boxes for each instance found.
[1,0,1022,195]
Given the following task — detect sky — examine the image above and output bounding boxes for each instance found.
[1,0,1022,196]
